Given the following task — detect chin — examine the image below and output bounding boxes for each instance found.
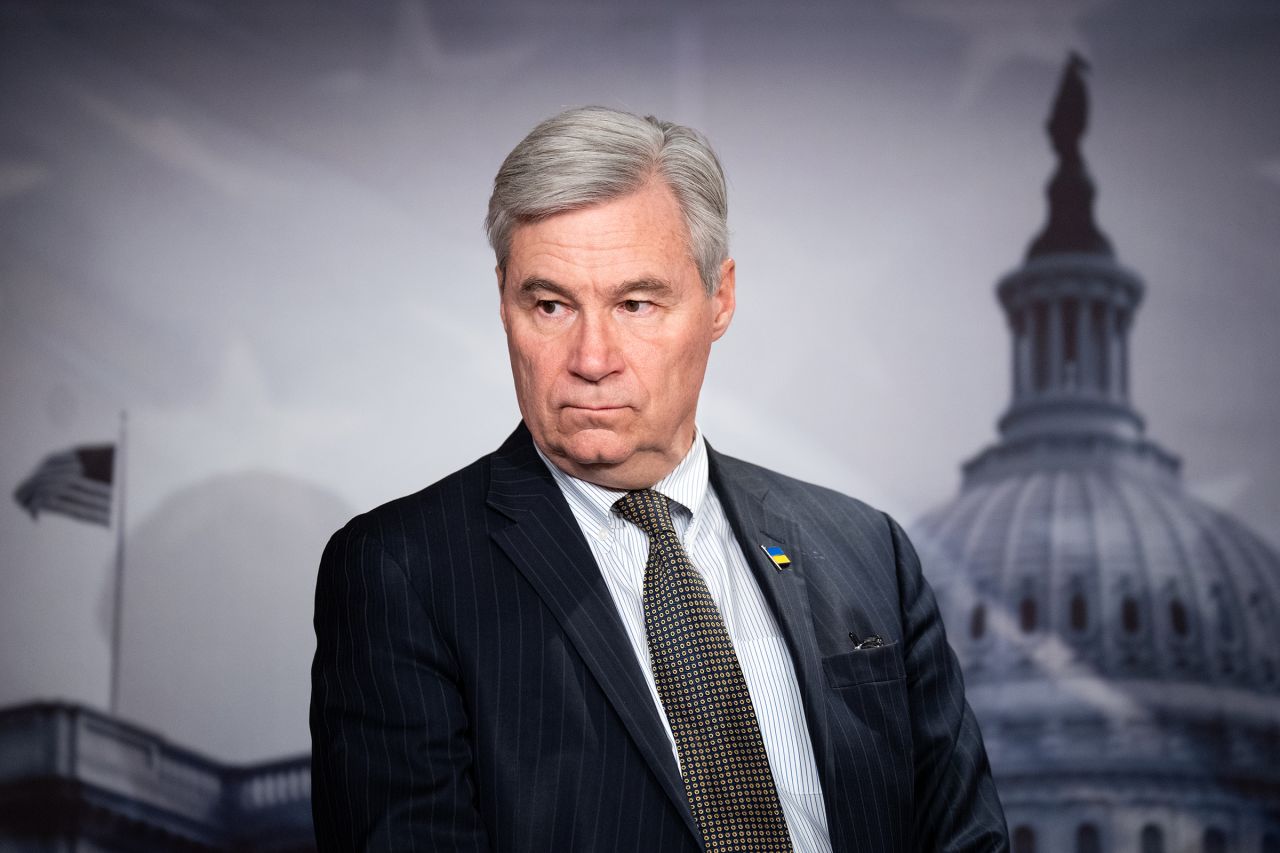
[559,428,635,468]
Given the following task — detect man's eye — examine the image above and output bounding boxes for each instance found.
[536,300,562,315]
[622,300,650,313]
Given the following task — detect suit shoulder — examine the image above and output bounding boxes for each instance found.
[329,450,493,550]
[711,449,893,531]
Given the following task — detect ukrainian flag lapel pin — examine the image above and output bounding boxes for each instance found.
[761,544,792,571]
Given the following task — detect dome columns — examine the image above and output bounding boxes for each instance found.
[998,258,1142,400]
[1048,298,1065,389]
[996,254,1146,443]
[1008,293,1125,400]
[1108,301,1131,400]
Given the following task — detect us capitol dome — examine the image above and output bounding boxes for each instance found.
[911,54,1280,853]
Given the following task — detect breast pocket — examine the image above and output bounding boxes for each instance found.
[822,642,905,688]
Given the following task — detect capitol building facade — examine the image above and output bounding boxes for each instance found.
[912,56,1280,853]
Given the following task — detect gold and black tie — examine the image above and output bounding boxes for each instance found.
[614,489,793,852]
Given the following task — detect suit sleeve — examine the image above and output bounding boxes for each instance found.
[886,513,1010,853]
[310,521,491,852]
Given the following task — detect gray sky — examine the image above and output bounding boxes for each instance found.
[2,0,1278,761]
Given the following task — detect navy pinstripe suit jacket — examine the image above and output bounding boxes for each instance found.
[310,423,1009,852]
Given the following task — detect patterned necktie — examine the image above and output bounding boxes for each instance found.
[614,489,794,853]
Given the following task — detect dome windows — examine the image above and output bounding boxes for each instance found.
[1031,302,1050,392]
[1202,827,1226,853]
[1090,301,1110,389]
[1211,584,1235,643]
[971,604,987,640]
[1065,576,1090,635]
[1115,580,1146,667]
[1062,298,1081,386]
[1076,823,1101,853]
[1170,599,1190,638]
[1122,596,1141,634]
[1140,825,1164,853]
[1070,593,1089,632]
[1013,825,1037,853]
[1020,597,1039,633]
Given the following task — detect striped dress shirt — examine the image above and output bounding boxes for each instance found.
[537,431,835,853]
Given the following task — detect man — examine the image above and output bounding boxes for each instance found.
[311,106,1008,852]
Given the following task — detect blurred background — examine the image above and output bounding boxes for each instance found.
[1,1,1277,850]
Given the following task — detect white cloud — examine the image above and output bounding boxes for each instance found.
[129,341,367,521]
[69,88,288,199]
[899,0,1111,107]
[1259,156,1280,187]
[0,161,50,201]
[1189,470,1253,514]
[390,0,537,79]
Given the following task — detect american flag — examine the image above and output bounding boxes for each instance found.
[13,445,115,527]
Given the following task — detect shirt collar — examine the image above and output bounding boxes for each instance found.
[535,428,710,542]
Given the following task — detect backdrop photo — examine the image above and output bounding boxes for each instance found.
[1,1,1277,850]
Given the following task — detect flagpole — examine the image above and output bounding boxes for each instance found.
[109,410,128,716]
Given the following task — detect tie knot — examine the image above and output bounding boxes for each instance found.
[613,489,677,536]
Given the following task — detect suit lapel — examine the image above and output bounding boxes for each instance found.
[486,424,701,844]
[706,445,839,838]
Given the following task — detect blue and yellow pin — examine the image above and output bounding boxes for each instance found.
[761,544,792,570]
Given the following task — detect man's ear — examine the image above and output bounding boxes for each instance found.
[497,265,509,333]
[709,258,736,342]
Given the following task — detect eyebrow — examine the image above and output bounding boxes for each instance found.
[612,277,675,299]
[515,276,676,300]
[517,277,573,300]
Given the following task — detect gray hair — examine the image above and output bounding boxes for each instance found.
[485,106,729,294]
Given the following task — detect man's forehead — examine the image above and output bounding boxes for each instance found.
[506,184,696,283]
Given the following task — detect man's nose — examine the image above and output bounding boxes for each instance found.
[567,313,622,382]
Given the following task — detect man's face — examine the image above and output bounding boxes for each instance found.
[499,179,735,490]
